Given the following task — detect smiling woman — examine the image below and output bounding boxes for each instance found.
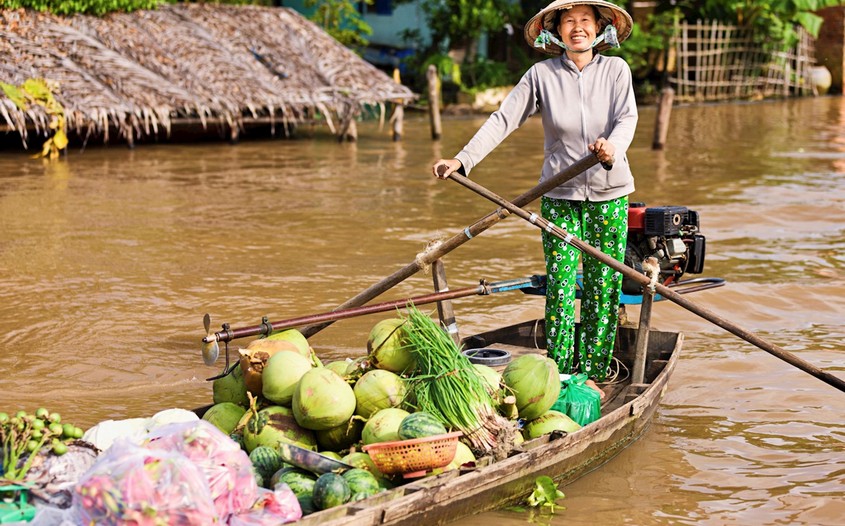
[432,0,638,398]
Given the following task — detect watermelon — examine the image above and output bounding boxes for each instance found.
[297,495,317,516]
[398,412,447,440]
[249,446,282,482]
[341,468,380,495]
[312,472,352,510]
[275,468,317,498]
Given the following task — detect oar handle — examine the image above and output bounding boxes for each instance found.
[446,173,845,394]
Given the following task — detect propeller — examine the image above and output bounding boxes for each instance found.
[201,313,220,366]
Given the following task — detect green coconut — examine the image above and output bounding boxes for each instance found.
[341,452,384,478]
[325,360,351,378]
[202,402,247,435]
[367,318,416,374]
[473,364,502,395]
[522,410,582,440]
[243,405,317,453]
[354,370,407,419]
[315,418,364,452]
[262,351,314,406]
[212,363,249,407]
[361,407,409,445]
[292,368,357,431]
[502,354,561,421]
[446,441,476,470]
[264,328,311,358]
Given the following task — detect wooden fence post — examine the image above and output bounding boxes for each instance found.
[651,87,675,151]
[426,64,442,140]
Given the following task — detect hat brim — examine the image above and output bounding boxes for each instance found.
[524,0,633,56]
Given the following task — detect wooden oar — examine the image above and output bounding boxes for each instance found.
[299,153,602,338]
[203,275,544,349]
[444,172,845,393]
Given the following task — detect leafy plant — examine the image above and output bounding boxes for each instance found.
[1,78,67,159]
[303,0,373,49]
[683,0,845,47]
[526,475,566,513]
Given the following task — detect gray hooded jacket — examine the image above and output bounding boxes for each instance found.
[454,53,638,201]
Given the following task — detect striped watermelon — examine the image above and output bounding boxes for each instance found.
[312,472,351,510]
[249,446,282,482]
[398,412,447,440]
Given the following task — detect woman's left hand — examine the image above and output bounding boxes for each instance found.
[589,138,615,166]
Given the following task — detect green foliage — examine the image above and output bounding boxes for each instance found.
[1,78,67,159]
[683,0,845,46]
[304,0,372,49]
[0,0,276,16]
[0,0,164,15]
[421,0,519,51]
[526,475,566,513]
[461,58,519,93]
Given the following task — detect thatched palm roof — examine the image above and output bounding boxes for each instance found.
[0,4,416,145]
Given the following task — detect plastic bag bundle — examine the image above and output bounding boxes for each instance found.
[145,420,258,519]
[551,373,601,426]
[227,484,302,526]
[72,441,219,525]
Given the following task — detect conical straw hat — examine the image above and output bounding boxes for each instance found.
[524,0,633,55]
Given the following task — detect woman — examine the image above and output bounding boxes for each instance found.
[431,0,636,397]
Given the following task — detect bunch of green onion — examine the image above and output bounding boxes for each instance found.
[402,304,507,454]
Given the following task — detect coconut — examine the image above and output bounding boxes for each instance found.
[212,363,249,407]
[446,441,476,470]
[240,339,303,396]
[202,402,246,435]
[361,407,409,445]
[243,405,317,452]
[263,351,314,406]
[472,364,502,395]
[367,319,416,374]
[353,370,407,419]
[341,452,384,478]
[502,354,561,421]
[292,368,357,431]
[325,360,351,378]
[264,329,311,358]
[315,418,364,452]
[522,410,581,440]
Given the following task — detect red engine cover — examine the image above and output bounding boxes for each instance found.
[628,203,646,232]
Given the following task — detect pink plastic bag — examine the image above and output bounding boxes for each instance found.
[72,441,219,525]
[145,420,258,518]
[227,484,303,526]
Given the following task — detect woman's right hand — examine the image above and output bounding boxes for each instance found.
[432,158,462,179]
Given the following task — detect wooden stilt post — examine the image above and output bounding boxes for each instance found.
[392,103,404,142]
[392,68,404,142]
[427,64,442,140]
[431,259,460,345]
[651,87,675,150]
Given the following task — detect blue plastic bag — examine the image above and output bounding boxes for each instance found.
[550,373,601,426]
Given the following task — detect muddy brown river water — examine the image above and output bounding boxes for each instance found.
[1,96,843,525]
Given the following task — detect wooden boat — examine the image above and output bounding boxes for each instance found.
[292,317,682,526]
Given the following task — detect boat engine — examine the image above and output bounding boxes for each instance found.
[622,203,706,294]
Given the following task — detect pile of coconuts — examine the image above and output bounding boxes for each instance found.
[203,317,582,497]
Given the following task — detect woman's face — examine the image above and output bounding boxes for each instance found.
[557,5,599,53]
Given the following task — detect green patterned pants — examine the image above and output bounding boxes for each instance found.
[540,196,628,381]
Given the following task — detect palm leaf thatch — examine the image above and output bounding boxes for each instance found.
[0,4,417,146]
